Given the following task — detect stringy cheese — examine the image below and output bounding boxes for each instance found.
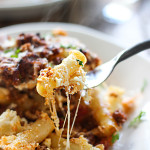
[66,92,70,149]
[70,92,82,135]
[36,50,87,149]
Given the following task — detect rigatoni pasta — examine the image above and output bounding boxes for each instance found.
[50,133,104,150]
[0,110,22,137]
[0,113,54,150]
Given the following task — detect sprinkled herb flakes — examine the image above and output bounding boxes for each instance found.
[60,44,77,49]
[4,49,12,53]
[112,132,119,143]
[76,59,83,66]
[141,79,148,93]
[11,49,21,58]
[129,111,146,127]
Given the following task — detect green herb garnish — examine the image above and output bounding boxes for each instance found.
[60,44,77,49]
[76,59,83,66]
[15,49,21,54]
[60,45,66,49]
[10,49,21,58]
[48,62,54,68]
[112,132,119,143]
[141,79,148,93]
[10,54,18,58]
[129,111,146,127]
[4,49,12,53]
[67,45,77,49]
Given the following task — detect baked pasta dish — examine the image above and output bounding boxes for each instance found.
[0,29,134,150]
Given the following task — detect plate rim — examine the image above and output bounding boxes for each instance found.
[0,22,150,64]
[0,0,65,10]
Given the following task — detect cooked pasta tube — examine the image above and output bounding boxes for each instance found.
[50,133,103,150]
[0,109,22,137]
[0,113,54,150]
[89,89,118,137]
[37,50,87,149]
[107,86,124,113]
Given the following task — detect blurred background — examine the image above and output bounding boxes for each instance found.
[0,0,150,58]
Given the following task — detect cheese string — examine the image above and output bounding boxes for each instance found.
[70,90,82,135]
[58,111,68,148]
[47,97,52,114]
[66,91,70,150]
[47,95,59,130]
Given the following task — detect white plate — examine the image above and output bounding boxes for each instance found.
[0,0,66,20]
[0,22,150,150]
[0,0,62,9]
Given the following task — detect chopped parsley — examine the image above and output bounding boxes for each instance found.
[15,49,21,54]
[60,44,77,49]
[4,49,12,53]
[48,62,54,68]
[129,111,146,127]
[76,59,83,66]
[112,132,119,143]
[11,49,21,58]
[141,79,148,93]
[68,45,76,49]
[60,45,66,49]
[10,54,18,58]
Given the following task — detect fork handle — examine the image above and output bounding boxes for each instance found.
[115,40,150,64]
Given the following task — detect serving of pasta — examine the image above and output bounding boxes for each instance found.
[0,28,135,150]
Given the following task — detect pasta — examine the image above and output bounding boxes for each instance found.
[0,113,54,150]
[89,89,118,137]
[107,86,124,113]
[37,50,87,149]
[0,110,22,137]
[0,30,135,150]
[50,133,104,150]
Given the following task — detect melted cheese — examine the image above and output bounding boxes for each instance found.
[66,92,70,150]
[36,50,87,149]
[37,50,86,97]
[70,92,82,135]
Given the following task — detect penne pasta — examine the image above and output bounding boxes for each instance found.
[50,133,104,150]
[107,86,124,113]
[89,89,118,137]
[0,113,54,150]
[0,109,22,137]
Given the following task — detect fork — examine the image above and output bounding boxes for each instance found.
[84,40,150,89]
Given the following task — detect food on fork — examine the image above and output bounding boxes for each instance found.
[37,50,87,99]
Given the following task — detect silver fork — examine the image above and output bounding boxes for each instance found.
[84,40,150,89]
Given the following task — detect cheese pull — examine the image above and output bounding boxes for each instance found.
[37,50,87,98]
